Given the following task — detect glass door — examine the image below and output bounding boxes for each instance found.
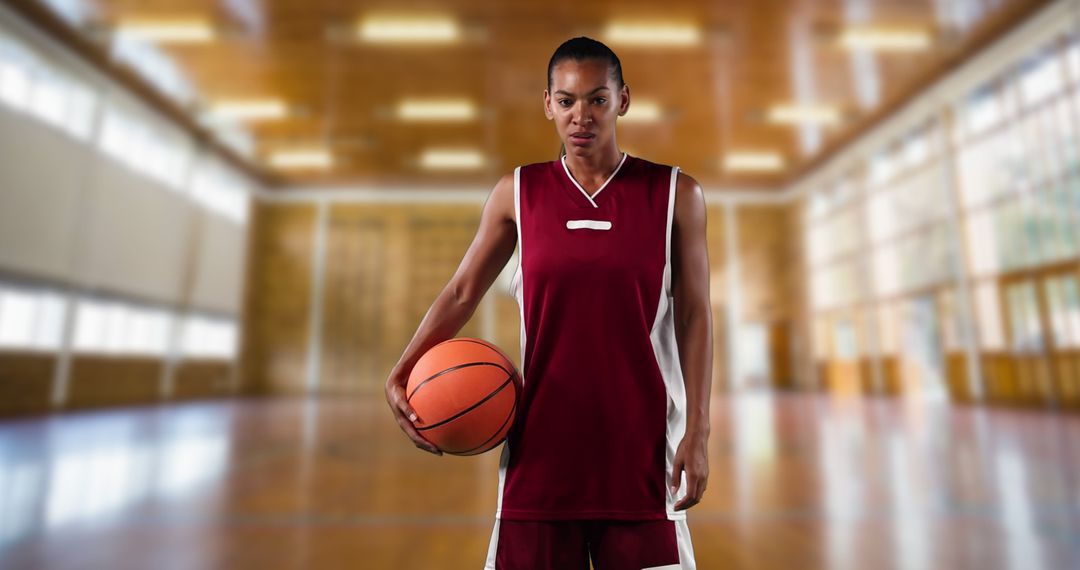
[1039,268,1080,406]
[1000,276,1055,405]
[900,294,947,400]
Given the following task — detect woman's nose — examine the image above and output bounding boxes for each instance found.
[573,102,592,124]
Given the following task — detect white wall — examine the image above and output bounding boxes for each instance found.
[0,3,254,317]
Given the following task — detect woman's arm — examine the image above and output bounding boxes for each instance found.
[669,171,713,509]
[385,173,518,455]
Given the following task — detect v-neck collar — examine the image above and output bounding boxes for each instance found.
[560,152,628,208]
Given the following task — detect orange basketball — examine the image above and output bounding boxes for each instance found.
[406,338,521,456]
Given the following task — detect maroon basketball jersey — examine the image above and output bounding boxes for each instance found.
[493,153,690,522]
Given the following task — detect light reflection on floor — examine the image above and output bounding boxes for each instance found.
[0,394,1078,569]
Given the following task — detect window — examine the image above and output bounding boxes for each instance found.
[0,284,65,351]
[832,319,858,360]
[189,159,251,224]
[0,31,98,140]
[73,298,171,356]
[1045,276,1080,349]
[110,36,195,106]
[974,281,1005,350]
[1019,52,1064,106]
[98,102,192,190]
[38,0,98,28]
[963,89,1003,138]
[1005,282,1043,352]
[180,315,237,359]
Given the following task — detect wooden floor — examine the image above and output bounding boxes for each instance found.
[1,393,1079,569]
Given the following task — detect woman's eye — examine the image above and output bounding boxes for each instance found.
[595,98,607,105]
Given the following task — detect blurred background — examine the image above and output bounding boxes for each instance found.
[1,0,1080,568]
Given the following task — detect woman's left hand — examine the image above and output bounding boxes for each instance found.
[671,430,709,511]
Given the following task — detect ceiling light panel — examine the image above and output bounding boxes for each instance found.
[420,149,485,170]
[838,28,931,51]
[724,152,784,172]
[397,99,477,121]
[210,100,288,121]
[269,149,333,170]
[115,19,215,44]
[603,22,702,47]
[357,16,460,44]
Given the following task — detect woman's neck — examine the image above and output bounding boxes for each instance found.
[563,144,624,185]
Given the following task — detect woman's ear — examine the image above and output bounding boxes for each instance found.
[543,90,554,120]
[618,84,631,117]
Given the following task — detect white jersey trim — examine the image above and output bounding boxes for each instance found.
[560,152,628,208]
[649,165,689,522]
[487,167,524,568]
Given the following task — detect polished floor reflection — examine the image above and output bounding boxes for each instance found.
[1,393,1079,569]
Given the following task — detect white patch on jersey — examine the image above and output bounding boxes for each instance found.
[566,219,613,230]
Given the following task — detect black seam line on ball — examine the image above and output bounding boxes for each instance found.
[416,374,515,432]
[407,361,512,402]
[445,339,516,374]
[455,395,517,455]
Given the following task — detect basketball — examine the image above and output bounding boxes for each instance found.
[406,338,521,456]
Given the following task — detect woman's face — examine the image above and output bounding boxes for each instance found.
[544,58,630,156]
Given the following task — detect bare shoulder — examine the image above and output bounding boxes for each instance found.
[487,171,517,224]
[673,171,706,220]
[675,170,704,197]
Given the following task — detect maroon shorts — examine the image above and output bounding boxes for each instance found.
[491,519,685,570]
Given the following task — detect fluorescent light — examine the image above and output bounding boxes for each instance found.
[357,16,460,44]
[210,100,288,121]
[621,100,663,123]
[725,152,784,172]
[838,28,931,51]
[269,149,333,170]
[115,20,215,44]
[397,99,476,121]
[604,22,701,46]
[420,149,485,170]
[767,104,841,126]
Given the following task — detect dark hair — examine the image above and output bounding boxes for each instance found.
[548,37,624,158]
[547,36,624,92]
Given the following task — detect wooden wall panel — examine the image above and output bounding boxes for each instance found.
[241,203,316,395]
[982,353,1018,404]
[1055,353,1080,408]
[818,360,862,396]
[736,206,790,323]
[173,360,234,400]
[734,203,808,391]
[881,356,904,396]
[66,357,161,409]
[945,352,974,403]
[319,209,388,395]
[858,358,875,394]
[0,352,54,415]
[244,202,499,396]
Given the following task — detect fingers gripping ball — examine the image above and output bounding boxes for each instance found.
[406,338,521,456]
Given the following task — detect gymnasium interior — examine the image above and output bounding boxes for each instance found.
[1,0,1079,568]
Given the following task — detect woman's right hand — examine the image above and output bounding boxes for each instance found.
[385,367,443,456]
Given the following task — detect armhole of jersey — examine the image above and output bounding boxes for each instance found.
[512,166,526,384]
[512,166,523,295]
[665,166,680,298]
[514,166,522,259]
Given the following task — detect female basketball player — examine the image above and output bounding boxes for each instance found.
[385,37,712,569]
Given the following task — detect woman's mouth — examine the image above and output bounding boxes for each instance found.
[569,133,595,145]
